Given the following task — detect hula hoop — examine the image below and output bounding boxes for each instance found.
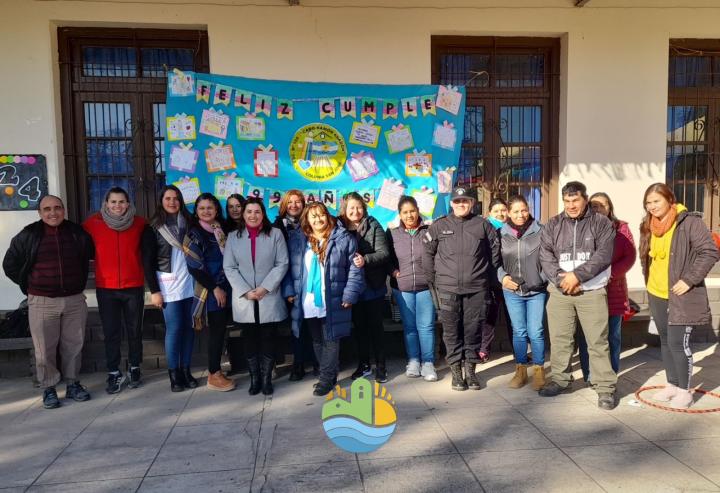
[635,386,720,414]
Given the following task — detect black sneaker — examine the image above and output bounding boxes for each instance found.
[106,372,126,394]
[128,367,142,389]
[538,381,571,397]
[66,381,91,402]
[43,387,61,409]
[351,364,372,380]
[598,393,616,410]
[374,367,388,383]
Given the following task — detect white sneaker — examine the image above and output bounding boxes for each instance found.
[406,360,421,378]
[421,362,438,382]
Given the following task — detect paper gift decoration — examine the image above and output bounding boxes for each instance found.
[420,95,436,116]
[377,179,406,211]
[382,99,399,120]
[168,143,199,173]
[405,149,433,177]
[432,121,457,151]
[277,99,294,120]
[436,85,463,115]
[385,124,414,154]
[437,167,456,194]
[254,144,279,177]
[214,172,244,200]
[196,80,212,103]
[204,142,237,173]
[169,69,194,96]
[167,114,196,141]
[349,119,381,148]
[412,187,437,216]
[346,151,379,182]
[319,99,336,119]
[401,97,418,118]
[340,97,356,118]
[199,108,230,139]
[234,90,253,111]
[173,176,201,204]
[236,114,266,141]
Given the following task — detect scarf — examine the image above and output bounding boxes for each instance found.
[101,203,137,231]
[199,220,227,254]
[487,216,505,230]
[651,205,679,237]
[306,249,324,308]
[509,216,534,238]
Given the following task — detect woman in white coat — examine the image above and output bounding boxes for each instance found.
[223,197,289,395]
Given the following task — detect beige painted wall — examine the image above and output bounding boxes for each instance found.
[1,0,719,308]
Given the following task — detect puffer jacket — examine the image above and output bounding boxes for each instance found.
[539,207,615,291]
[353,216,390,290]
[641,210,719,326]
[497,219,547,296]
[607,221,636,316]
[282,223,365,340]
[386,223,429,292]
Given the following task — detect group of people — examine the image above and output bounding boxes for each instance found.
[3,179,717,411]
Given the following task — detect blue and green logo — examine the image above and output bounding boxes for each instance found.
[321,378,397,453]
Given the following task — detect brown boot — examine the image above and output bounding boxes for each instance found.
[531,365,546,391]
[207,371,235,392]
[508,364,528,389]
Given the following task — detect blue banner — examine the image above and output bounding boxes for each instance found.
[165,70,465,226]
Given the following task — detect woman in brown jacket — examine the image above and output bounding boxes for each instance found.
[639,183,719,408]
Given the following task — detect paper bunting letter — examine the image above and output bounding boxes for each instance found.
[436,85,463,115]
[234,90,252,111]
[420,95,436,116]
[346,151,379,182]
[322,189,337,209]
[361,98,377,119]
[432,121,457,151]
[401,97,418,118]
[319,99,336,119]
[169,143,199,173]
[214,172,244,200]
[205,142,237,173]
[167,114,196,141]
[213,84,232,106]
[254,94,272,116]
[169,69,194,96]
[237,114,266,141]
[340,98,356,118]
[196,80,211,103]
[199,108,230,139]
[405,150,433,177]
[349,119,381,148]
[277,99,294,120]
[246,183,264,199]
[254,144,279,177]
[385,124,414,154]
[269,190,283,208]
[383,99,399,120]
[377,179,406,211]
[173,176,201,204]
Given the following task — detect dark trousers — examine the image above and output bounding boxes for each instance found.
[307,317,339,386]
[96,287,144,372]
[437,290,486,365]
[648,294,695,390]
[352,297,386,368]
[292,319,318,367]
[207,309,228,373]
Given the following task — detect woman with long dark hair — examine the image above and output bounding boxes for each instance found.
[186,193,234,391]
[145,185,198,392]
[639,183,718,408]
[224,198,289,395]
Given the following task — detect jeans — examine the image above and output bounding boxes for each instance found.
[393,289,436,363]
[307,317,339,386]
[162,297,195,370]
[578,314,622,381]
[96,287,145,372]
[503,290,547,365]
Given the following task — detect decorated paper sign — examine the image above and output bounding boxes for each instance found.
[214,173,244,200]
[205,142,236,173]
[432,121,457,151]
[237,115,266,141]
[167,114,196,141]
[173,176,201,204]
[268,189,283,208]
[412,187,437,216]
[346,151,379,182]
[385,124,414,154]
[349,119,381,148]
[246,183,264,199]
[437,167,456,194]
[405,150,432,177]
[199,108,230,139]
[169,70,194,96]
[321,189,337,209]
[436,85,463,115]
[377,179,406,211]
[254,144,279,177]
[168,143,199,173]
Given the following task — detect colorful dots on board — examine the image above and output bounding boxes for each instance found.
[19,200,29,209]
[4,187,13,196]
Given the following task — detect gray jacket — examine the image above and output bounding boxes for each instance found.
[497,220,547,296]
[223,226,289,324]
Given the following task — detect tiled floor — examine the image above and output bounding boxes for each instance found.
[1,343,719,492]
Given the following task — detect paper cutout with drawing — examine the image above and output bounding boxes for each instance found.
[173,177,201,204]
[214,173,244,200]
[254,145,279,177]
[167,114,196,141]
[405,150,432,177]
[346,151,379,182]
[432,121,457,151]
[237,115,266,141]
[385,124,414,154]
[199,108,230,139]
[169,71,194,96]
[349,119,380,148]
[169,143,199,173]
[205,142,237,173]
[436,85,463,115]
[377,179,406,211]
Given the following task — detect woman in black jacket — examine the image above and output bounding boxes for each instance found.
[339,192,391,383]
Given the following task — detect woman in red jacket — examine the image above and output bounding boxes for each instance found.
[83,187,151,394]
[577,192,636,382]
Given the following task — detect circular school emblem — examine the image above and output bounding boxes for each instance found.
[289,123,347,182]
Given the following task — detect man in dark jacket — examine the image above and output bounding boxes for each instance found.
[538,181,618,409]
[3,195,94,409]
[423,186,501,391]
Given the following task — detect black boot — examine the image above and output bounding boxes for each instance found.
[261,355,274,395]
[465,361,481,390]
[450,363,468,391]
[247,357,261,395]
[168,369,184,392]
[182,367,199,389]
[288,362,305,382]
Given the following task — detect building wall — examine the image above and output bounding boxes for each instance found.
[1,0,720,309]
